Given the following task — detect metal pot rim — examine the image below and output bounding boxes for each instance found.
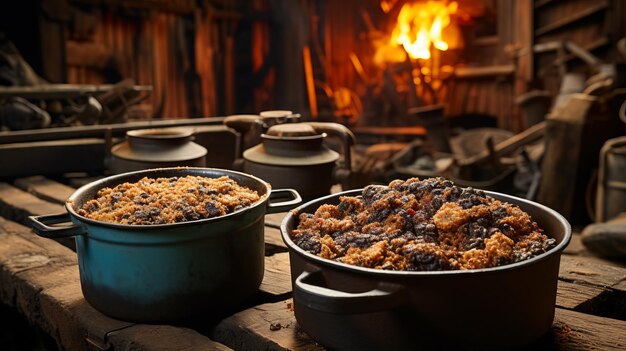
[65,167,272,230]
[126,127,194,139]
[261,133,326,141]
[280,188,572,276]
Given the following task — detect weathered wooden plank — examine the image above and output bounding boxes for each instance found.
[0,217,131,351]
[0,219,77,278]
[266,212,288,227]
[211,299,323,351]
[549,308,626,350]
[0,182,74,250]
[556,280,606,310]
[614,280,626,292]
[561,237,626,275]
[563,233,588,256]
[260,253,292,296]
[265,222,289,255]
[559,255,626,290]
[14,176,75,205]
[108,325,232,351]
[0,183,65,225]
[212,298,626,351]
[39,282,134,351]
[265,226,288,249]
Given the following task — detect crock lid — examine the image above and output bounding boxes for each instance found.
[243,144,339,166]
[266,123,317,137]
[111,128,207,162]
[260,110,293,118]
[111,142,207,162]
[126,127,193,140]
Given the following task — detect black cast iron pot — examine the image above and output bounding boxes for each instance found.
[29,167,301,323]
[280,189,571,351]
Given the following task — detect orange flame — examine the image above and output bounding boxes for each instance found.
[375,1,458,64]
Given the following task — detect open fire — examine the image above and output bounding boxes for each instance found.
[375,0,460,65]
[363,0,463,117]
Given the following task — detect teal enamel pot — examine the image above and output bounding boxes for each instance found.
[29,167,300,322]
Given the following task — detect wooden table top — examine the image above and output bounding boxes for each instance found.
[0,175,625,350]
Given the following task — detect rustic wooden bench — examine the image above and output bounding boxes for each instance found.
[0,176,625,350]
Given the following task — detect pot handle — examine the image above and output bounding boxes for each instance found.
[267,189,302,214]
[305,122,355,172]
[28,213,86,238]
[294,270,407,314]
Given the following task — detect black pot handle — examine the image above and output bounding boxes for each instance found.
[294,270,407,314]
[28,213,86,238]
[267,189,302,214]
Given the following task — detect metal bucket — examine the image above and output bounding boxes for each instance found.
[596,136,626,222]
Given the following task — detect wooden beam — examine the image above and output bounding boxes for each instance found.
[0,139,107,178]
[302,46,318,119]
[559,38,611,65]
[533,38,610,62]
[453,65,515,79]
[456,121,546,166]
[0,117,225,144]
[0,84,151,100]
[534,1,609,37]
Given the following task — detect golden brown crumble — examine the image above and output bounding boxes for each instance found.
[77,175,260,225]
[290,177,555,271]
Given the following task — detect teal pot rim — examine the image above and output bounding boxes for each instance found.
[65,167,272,231]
